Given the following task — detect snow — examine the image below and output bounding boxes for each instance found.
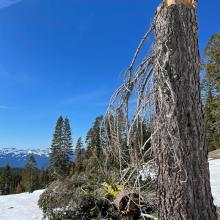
[139,162,157,181]
[0,190,46,220]
[209,159,220,207]
[0,148,49,157]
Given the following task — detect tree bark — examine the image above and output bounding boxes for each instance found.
[152,5,217,220]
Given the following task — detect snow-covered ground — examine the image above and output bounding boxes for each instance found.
[0,190,46,220]
[0,160,219,220]
[209,159,220,207]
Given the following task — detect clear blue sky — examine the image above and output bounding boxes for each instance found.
[0,0,219,149]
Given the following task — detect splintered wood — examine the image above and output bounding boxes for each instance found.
[158,0,196,11]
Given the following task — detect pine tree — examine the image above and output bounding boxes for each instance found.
[203,33,220,151]
[49,116,64,178]
[75,137,84,173]
[23,154,39,193]
[49,116,73,178]
[86,116,103,159]
[84,116,106,175]
[39,169,49,188]
[0,171,3,195]
[112,109,128,169]
[11,170,22,194]
[63,117,74,168]
[204,34,220,92]
[205,89,217,151]
[115,109,127,151]
[130,119,151,164]
[152,4,217,218]
[0,164,13,195]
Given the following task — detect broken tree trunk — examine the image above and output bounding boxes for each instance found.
[114,191,141,220]
[152,4,217,220]
[114,191,154,220]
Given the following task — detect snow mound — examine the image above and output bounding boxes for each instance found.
[0,190,46,220]
[209,159,220,207]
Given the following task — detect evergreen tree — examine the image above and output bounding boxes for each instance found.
[63,117,74,167]
[22,154,39,193]
[203,33,220,151]
[204,34,220,92]
[105,109,128,169]
[86,116,103,159]
[75,137,84,173]
[115,109,128,167]
[49,116,64,178]
[11,170,22,194]
[39,169,49,188]
[84,116,106,175]
[49,116,73,179]
[130,119,151,163]
[151,6,217,218]
[205,89,217,151]
[0,164,13,195]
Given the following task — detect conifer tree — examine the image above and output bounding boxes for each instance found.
[0,164,13,195]
[130,119,151,163]
[75,137,84,173]
[86,116,103,159]
[204,89,217,151]
[39,169,49,188]
[203,33,220,151]
[152,4,217,218]
[22,154,39,193]
[49,116,73,178]
[49,116,64,177]
[63,117,74,167]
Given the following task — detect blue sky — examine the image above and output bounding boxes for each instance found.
[0,0,219,149]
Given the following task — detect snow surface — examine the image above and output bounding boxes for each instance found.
[139,162,157,181]
[0,148,49,157]
[209,159,220,207]
[0,190,46,220]
[0,160,219,220]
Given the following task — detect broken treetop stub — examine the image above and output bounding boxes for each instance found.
[158,0,196,11]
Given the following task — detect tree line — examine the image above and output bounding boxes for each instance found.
[48,115,105,179]
[0,155,49,195]
[0,115,106,195]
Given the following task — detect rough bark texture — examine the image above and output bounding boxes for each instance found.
[152,5,217,220]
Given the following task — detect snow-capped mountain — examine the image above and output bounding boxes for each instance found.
[0,148,49,168]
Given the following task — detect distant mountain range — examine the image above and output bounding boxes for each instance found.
[0,148,50,169]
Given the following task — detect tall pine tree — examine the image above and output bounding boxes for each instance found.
[63,117,74,167]
[0,164,13,195]
[152,5,217,218]
[22,154,39,193]
[86,116,103,159]
[49,116,73,179]
[203,33,220,151]
[75,137,84,173]
[49,116,64,178]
